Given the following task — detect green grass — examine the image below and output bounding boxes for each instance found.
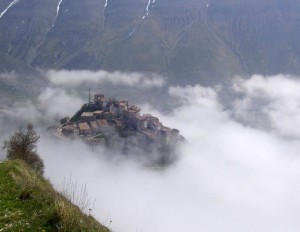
[0,160,109,232]
[70,103,90,122]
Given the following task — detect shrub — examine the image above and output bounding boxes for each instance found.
[3,124,44,175]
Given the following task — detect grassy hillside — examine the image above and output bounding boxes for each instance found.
[0,160,109,232]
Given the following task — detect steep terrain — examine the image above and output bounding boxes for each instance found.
[0,159,109,231]
[0,0,300,88]
[208,0,300,75]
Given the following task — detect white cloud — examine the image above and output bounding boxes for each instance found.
[232,74,300,139]
[37,87,84,120]
[2,74,300,231]
[0,88,84,125]
[0,71,18,82]
[46,69,165,88]
[0,86,84,160]
[169,84,222,110]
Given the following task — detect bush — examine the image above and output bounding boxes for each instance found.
[3,124,44,175]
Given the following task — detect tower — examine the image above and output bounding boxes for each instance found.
[88,89,91,105]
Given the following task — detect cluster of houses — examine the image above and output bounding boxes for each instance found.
[60,94,180,146]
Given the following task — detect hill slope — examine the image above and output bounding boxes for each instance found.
[0,0,300,86]
[0,160,109,232]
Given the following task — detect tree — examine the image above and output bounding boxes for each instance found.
[3,124,44,175]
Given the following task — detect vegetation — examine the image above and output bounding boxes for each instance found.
[70,104,91,123]
[3,124,44,175]
[0,159,109,232]
[1,124,109,231]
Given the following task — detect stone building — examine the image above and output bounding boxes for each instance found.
[81,112,95,122]
[123,106,140,119]
[78,122,91,136]
[97,119,111,132]
[89,120,101,134]
[94,94,104,104]
[93,110,104,119]
[62,125,77,136]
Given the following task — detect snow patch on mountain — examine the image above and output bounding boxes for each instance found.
[142,0,151,19]
[206,0,211,8]
[104,0,109,9]
[142,0,157,20]
[127,28,137,38]
[52,0,64,27]
[103,0,110,23]
[0,0,20,19]
[56,0,63,16]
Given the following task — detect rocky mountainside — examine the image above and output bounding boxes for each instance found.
[1,0,300,86]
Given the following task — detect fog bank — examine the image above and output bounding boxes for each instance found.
[1,74,300,231]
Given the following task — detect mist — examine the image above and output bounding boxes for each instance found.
[46,69,165,88]
[1,73,300,231]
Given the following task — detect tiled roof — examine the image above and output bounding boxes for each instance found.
[97,119,109,127]
[93,110,104,114]
[90,121,99,129]
[81,112,93,117]
[78,122,90,130]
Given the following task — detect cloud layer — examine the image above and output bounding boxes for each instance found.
[46,69,165,88]
[1,74,300,231]
[232,74,300,139]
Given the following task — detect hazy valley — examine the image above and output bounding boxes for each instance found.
[1,0,300,232]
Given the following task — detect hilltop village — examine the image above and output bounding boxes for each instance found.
[56,94,183,162]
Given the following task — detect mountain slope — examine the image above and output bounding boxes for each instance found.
[208,0,300,75]
[0,159,109,231]
[0,0,299,86]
